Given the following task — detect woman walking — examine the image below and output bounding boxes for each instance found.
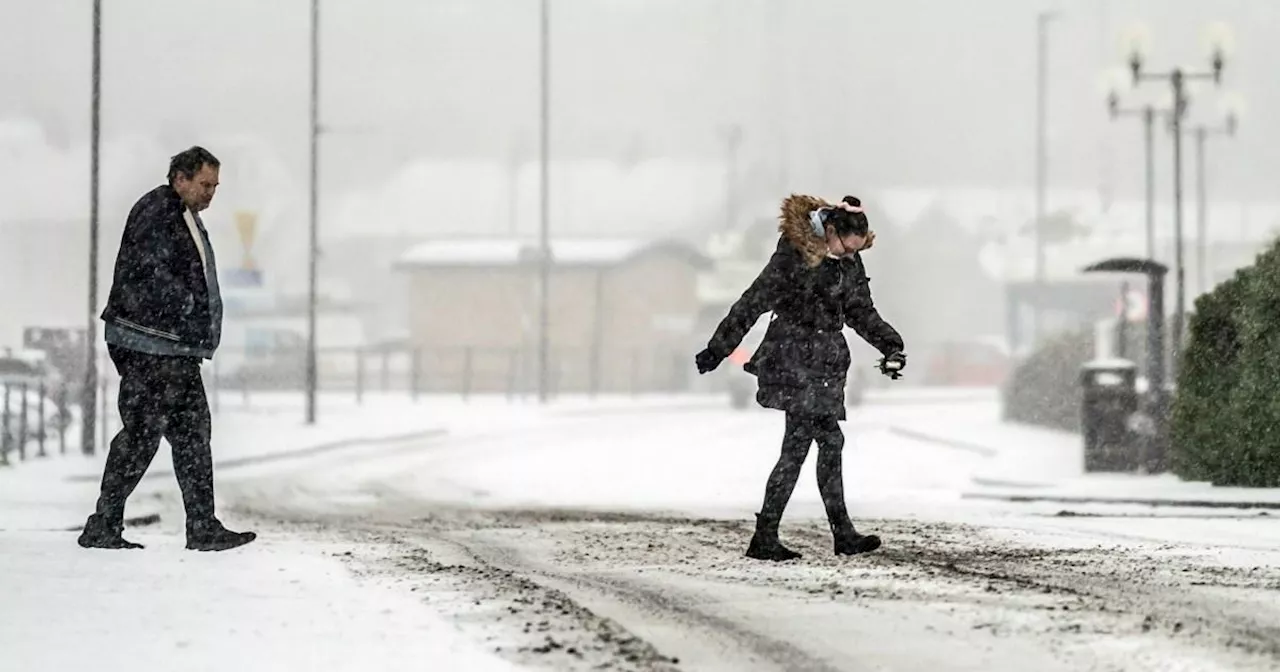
[695,194,906,561]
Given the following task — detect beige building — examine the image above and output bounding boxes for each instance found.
[395,239,709,395]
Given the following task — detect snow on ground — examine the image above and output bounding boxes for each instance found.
[0,391,802,672]
[6,388,1280,672]
[202,391,1280,672]
[1,529,521,672]
[0,393,569,672]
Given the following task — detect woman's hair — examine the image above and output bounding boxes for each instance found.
[825,195,869,238]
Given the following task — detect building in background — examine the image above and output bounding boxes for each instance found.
[394,238,709,395]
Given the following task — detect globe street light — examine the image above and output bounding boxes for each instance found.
[1121,21,1232,381]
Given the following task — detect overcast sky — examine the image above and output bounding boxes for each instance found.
[2,0,1278,203]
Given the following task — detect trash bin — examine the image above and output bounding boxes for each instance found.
[1080,359,1139,472]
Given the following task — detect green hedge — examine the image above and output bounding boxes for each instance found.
[1172,241,1280,487]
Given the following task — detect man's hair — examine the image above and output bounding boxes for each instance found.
[167,146,220,184]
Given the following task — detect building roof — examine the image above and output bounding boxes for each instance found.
[394,237,709,269]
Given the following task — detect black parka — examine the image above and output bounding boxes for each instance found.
[703,195,903,419]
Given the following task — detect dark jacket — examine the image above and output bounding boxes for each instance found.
[101,185,222,354]
[703,194,903,419]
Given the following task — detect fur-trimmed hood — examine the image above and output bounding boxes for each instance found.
[779,194,834,268]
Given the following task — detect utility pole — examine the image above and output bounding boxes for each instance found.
[1107,96,1167,264]
[1106,97,1169,377]
[1194,126,1206,296]
[1186,114,1238,297]
[536,0,552,403]
[1170,69,1187,378]
[305,0,320,424]
[82,0,102,456]
[1032,11,1058,343]
[1143,107,1155,261]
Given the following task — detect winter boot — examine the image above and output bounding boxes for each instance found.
[744,513,802,562]
[186,520,257,552]
[77,513,144,550]
[831,518,881,556]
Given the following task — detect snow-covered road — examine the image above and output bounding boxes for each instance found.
[215,401,1280,672]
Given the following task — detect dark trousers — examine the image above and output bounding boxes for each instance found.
[92,345,215,531]
[758,412,851,528]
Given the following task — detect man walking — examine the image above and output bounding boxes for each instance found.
[79,146,256,552]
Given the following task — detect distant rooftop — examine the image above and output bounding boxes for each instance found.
[395,237,708,269]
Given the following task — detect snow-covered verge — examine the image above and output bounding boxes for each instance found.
[0,528,521,672]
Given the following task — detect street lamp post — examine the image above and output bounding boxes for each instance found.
[1106,94,1170,264]
[305,0,320,425]
[1123,23,1230,380]
[1105,90,1171,376]
[1032,11,1059,343]
[536,0,552,403]
[82,0,103,456]
[1185,111,1238,297]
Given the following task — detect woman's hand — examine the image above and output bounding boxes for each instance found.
[695,348,723,374]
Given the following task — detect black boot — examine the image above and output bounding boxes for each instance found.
[744,513,802,562]
[186,520,257,552]
[77,513,144,550]
[831,518,881,556]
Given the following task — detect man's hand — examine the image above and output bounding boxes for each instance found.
[695,349,723,374]
[879,351,907,380]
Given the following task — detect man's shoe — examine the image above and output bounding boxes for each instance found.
[77,514,144,550]
[186,522,257,552]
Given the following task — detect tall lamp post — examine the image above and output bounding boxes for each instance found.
[536,0,552,403]
[1105,85,1171,263]
[82,0,103,456]
[1185,101,1240,297]
[1032,10,1059,343]
[1105,83,1170,375]
[1121,22,1232,380]
[305,0,321,424]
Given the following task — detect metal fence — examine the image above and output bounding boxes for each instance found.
[206,344,693,402]
[0,339,1008,467]
[0,343,692,466]
[0,378,72,466]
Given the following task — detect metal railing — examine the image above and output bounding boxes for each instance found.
[0,378,72,466]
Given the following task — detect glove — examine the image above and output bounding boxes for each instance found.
[879,351,907,380]
[694,348,723,375]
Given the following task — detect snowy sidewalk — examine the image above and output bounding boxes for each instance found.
[878,401,1280,510]
[1,530,520,672]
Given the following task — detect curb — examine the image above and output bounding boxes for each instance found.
[63,428,448,484]
[961,491,1280,510]
[884,426,999,458]
[969,475,1053,489]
